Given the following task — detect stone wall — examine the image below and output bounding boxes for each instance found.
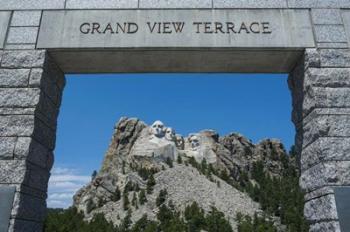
[0,0,349,10]
[0,0,349,231]
[290,49,350,231]
[0,50,65,231]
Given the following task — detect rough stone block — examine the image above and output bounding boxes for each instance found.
[14,137,53,170]
[302,138,350,171]
[1,50,46,68]
[30,67,64,106]
[36,96,59,130]
[0,69,30,87]
[65,0,138,9]
[0,115,34,136]
[33,118,56,150]
[8,218,43,232]
[13,137,31,158]
[24,164,50,191]
[303,108,350,126]
[0,12,11,49]
[300,161,350,192]
[305,186,334,201]
[343,11,350,45]
[11,11,42,26]
[288,0,350,8]
[7,27,38,44]
[304,194,338,222]
[0,160,27,184]
[45,61,66,90]
[4,44,36,50]
[17,184,47,199]
[314,25,347,43]
[0,108,35,115]
[38,78,63,107]
[28,68,43,87]
[140,0,212,8]
[303,87,350,116]
[0,137,16,159]
[305,68,350,88]
[309,221,341,232]
[0,0,64,10]
[317,42,349,49]
[311,9,343,25]
[288,58,304,125]
[320,49,350,67]
[304,115,350,147]
[214,0,287,8]
[305,48,321,69]
[11,192,47,222]
[0,88,41,108]
[30,65,65,95]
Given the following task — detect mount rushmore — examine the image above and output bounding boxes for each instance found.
[72,117,302,231]
[130,120,217,164]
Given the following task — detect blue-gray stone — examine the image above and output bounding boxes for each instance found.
[334,187,350,232]
[0,186,15,232]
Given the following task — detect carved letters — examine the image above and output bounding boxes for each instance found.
[79,21,272,35]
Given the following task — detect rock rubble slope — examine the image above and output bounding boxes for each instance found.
[73,117,291,230]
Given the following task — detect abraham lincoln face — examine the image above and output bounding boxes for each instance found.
[189,135,200,150]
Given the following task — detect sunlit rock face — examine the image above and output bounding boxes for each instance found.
[73,117,291,230]
[129,120,218,164]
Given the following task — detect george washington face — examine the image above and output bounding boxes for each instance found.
[150,120,165,138]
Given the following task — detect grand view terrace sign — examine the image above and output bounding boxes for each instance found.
[38,10,314,49]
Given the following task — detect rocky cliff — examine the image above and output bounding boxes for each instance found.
[73,117,295,230]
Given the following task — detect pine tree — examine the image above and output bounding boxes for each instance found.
[156,189,168,206]
[123,192,130,211]
[146,174,156,194]
[132,192,137,207]
[134,183,140,192]
[219,169,230,182]
[166,157,174,168]
[201,158,208,174]
[205,207,233,232]
[111,186,121,202]
[139,189,147,205]
[177,155,183,164]
[91,170,97,180]
[122,160,126,174]
[120,209,132,231]
[124,181,134,193]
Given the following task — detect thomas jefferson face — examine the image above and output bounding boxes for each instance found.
[165,127,176,141]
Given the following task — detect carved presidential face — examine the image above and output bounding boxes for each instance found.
[150,120,165,138]
[189,135,200,150]
[165,127,176,141]
[175,134,185,150]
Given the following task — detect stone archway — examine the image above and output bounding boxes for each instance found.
[0,2,350,231]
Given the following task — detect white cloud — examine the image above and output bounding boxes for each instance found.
[48,167,91,209]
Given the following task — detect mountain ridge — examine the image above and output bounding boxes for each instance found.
[70,117,306,232]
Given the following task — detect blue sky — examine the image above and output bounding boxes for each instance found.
[48,73,294,208]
